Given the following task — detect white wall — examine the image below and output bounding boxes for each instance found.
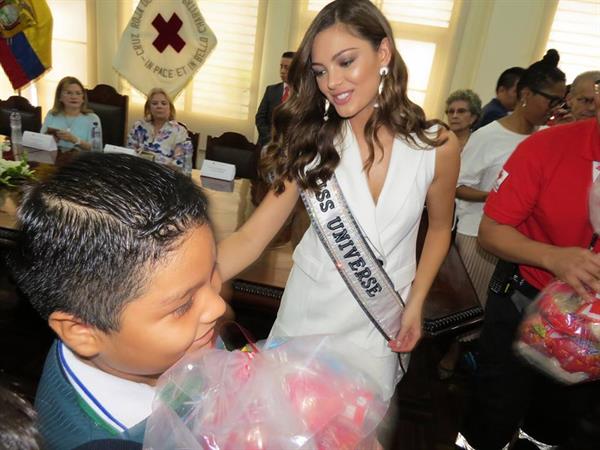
[448,0,556,107]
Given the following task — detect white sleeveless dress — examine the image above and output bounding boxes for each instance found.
[269,123,436,399]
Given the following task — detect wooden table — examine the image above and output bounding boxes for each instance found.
[231,217,483,338]
[0,149,250,239]
[0,147,482,337]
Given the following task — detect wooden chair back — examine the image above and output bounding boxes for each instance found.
[0,96,42,136]
[85,84,129,146]
[177,121,199,168]
[205,132,260,179]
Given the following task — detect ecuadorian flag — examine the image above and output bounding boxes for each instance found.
[0,0,52,90]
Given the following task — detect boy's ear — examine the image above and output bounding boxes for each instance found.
[48,311,104,358]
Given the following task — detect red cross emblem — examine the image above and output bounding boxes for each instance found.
[152,13,185,53]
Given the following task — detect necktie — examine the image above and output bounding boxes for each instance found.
[281,85,289,103]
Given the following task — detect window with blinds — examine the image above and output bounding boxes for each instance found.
[190,0,260,121]
[123,0,262,122]
[546,0,600,82]
[38,0,89,110]
[297,0,459,114]
[382,0,453,27]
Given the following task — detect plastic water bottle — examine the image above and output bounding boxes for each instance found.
[10,111,22,152]
[182,150,193,177]
[91,122,103,152]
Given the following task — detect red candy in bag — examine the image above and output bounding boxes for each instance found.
[516,280,600,384]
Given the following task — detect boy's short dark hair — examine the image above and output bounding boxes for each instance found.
[8,153,210,332]
[496,66,526,92]
[0,385,42,450]
[282,51,295,59]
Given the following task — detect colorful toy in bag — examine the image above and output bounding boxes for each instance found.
[515,181,600,384]
[143,335,389,449]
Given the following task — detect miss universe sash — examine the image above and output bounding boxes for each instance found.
[300,175,409,370]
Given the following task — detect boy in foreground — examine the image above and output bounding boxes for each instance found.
[8,153,226,449]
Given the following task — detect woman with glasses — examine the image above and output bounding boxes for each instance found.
[438,51,566,380]
[454,49,566,306]
[41,76,101,151]
[444,89,482,152]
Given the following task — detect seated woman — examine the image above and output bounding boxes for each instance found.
[41,76,101,151]
[126,88,192,167]
[444,89,481,152]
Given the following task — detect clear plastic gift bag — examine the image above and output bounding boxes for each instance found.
[515,280,600,384]
[143,334,389,449]
[514,179,600,384]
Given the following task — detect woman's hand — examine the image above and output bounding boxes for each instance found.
[388,300,423,353]
[56,130,78,144]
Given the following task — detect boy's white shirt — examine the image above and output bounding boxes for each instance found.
[60,342,155,432]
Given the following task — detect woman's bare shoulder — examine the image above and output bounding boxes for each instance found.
[435,128,459,155]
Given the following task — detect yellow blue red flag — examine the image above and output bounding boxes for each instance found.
[0,0,53,90]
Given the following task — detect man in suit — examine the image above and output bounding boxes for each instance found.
[474,66,525,131]
[255,51,295,149]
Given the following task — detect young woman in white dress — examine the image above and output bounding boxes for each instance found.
[218,0,459,400]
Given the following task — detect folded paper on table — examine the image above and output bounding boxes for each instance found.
[25,149,57,164]
[103,144,137,156]
[200,176,234,192]
[201,159,236,181]
[22,131,57,151]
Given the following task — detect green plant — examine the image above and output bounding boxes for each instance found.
[0,157,35,187]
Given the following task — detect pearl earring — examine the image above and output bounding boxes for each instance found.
[522,100,527,108]
[324,98,330,121]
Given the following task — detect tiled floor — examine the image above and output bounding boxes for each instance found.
[0,266,469,450]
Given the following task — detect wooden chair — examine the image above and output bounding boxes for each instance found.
[205,132,260,179]
[177,121,199,168]
[0,96,42,136]
[85,84,128,146]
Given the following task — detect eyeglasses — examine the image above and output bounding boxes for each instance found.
[530,88,564,108]
[576,96,595,106]
[62,90,83,97]
[446,107,469,115]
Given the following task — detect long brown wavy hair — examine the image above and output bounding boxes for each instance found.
[262,0,447,194]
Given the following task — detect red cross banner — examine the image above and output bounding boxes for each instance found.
[113,0,216,99]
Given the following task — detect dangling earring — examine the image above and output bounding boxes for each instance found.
[521,100,527,108]
[378,66,389,95]
[324,98,330,121]
[374,66,389,108]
